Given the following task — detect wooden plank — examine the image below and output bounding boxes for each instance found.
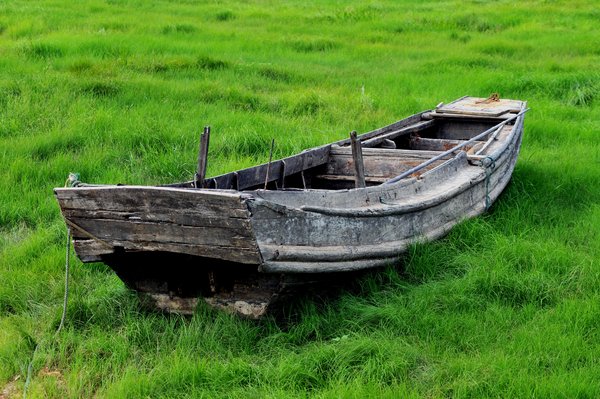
[55,186,249,219]
[207,145,331,190]
[350,131,366,188]
[330,147,442,158]
[436,96,522,116]
[69,217,255,246]
[423,112,514,121]
[73,239,261,264]
[62,208,251,230]
[195,126,210,188]
[360,120,435,148]
[314,175,388,183]
[326,149,449,178]
[261,258,397,273]
[264,139,275,189]
[55,185,263,264]
[409,137,484,152]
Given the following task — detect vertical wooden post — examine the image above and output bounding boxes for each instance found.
[195,126,210,188]
[264,139,275,190]
[350,130,366,189]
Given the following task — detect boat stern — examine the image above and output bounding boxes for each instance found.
[54,185,262,265]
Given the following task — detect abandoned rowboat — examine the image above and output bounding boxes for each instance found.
[54,96,528,318]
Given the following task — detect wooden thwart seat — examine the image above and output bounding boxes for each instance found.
[409,137,485,152]
[360,120,434,148]
[314,174,389,184]
[314,146,450,187]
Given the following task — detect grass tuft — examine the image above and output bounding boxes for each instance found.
[78,80,121,98]
[291,92,325,116]
[289,39,339,53]
[568,82,597,107]
[161,24,196,35]
[257,66,295,83]
[215,10,235,21]
[453,14,503,33]
[196,55,229,70]
[23,42,64,59]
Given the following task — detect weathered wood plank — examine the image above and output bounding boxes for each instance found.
[436,96,522,116]
[360,120,435,148]
[69,217,255,247]
[330,147,443,158]
[350,131,366,188]
[314,174,388,184]
[409,137,484,152]
[326,149,449,178]
[261,258,397,273]
[73,238,261,264]
[195,126,210,188]
[55,186,249,219]
[62,209,251,230]
[422,112,514,121]
[207,145,331,190]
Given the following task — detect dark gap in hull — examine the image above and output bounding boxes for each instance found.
[103,250,259,299]
[100,250,395,318]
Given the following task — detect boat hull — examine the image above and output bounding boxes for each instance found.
[54,187,262,264]
[54,97,526,317]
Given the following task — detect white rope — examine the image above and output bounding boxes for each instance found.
[57,228,71,334]
[23,227,71,398]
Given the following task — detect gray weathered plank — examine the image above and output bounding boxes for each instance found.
[69,217,255,247]
[62,208,251,230]
[207,145,331,190]
[360,120,435,148]
[326,148,449,178]
[195,126,210,188]
[350,131,366,188]
[73,238,261,264]
[55,186,250,219]
[409,137,484,152]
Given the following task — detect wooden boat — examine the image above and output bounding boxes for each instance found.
[54,96,528,318]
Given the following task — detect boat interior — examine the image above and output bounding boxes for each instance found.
[172,98,524,192]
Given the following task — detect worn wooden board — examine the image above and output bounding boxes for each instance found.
[409,137,484,152]
[325,147,449,178]
[55,186,249,218]
[360,120,435,148]
[206,145,331,190]
[55,186,262,264]
[436,96,522,116]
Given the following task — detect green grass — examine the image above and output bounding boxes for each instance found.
[1,0,599,397]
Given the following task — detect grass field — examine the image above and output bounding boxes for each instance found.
[1,0,599,397]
